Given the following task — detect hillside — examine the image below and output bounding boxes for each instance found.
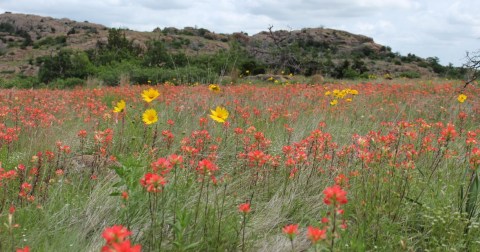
[0,12,456,85]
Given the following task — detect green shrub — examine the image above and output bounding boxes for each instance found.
[34,36,67,48]
[0,22,15,33]
[343,68,360,79]
[399,71,421,78]
[38,49,94,83]
[0,76,39,88]
[49,77,85,88]
[95,60,217,86]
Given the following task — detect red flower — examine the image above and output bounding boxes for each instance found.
[102,225,132,244]
[140,173,167,193]
[16,246,29,252]
[439,123,457,142]
[247,150,267,166]
[282,224,299,240]
[77,129,87,138]
[238,203,251,214]
[323,185,348,206]
[470,147,480,168]
[196,159,218,175]
[151,158,172,175]
[168,154,183,166]
[334,173,349,187]
[307,226,327,244]
[121,191,129,201]
[101,226,141,252]
[102,240,142,252]
[21,182,32,191]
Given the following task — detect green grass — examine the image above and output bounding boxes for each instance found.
[0,80,479,251]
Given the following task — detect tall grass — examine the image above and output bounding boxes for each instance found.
[0,80,479,251]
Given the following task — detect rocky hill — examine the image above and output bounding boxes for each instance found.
[0,12,443,82]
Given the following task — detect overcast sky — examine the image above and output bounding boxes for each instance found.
[1,0,479,66]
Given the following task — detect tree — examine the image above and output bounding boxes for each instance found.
[38,49,94,83]
[463,50,480,89]
[91,28,142,65]
[142,40,169,67]
[426,56,445,74]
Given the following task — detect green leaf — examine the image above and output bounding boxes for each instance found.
[111,181,125,188]
[183,242,201,251]
[459,185,464,213]
[466,172,479,218]
[114,166,125,177]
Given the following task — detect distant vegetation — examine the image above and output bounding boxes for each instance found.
[0,21,469,88]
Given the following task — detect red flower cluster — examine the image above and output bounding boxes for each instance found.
[307,226,327,244]
[323,185,348,206]
[101,225,141,252]
[140,173,167,193]
[282,224,299,240]
[196,159,218,175]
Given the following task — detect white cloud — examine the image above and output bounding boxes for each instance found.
[1,0,479,65]
[356,0,417,9]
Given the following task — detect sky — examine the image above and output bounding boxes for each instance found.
[1,0,479,66]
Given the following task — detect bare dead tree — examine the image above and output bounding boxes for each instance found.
[463,50,480,89]
[265,25,302,73]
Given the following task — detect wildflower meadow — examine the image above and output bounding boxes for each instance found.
[0,80,479,251]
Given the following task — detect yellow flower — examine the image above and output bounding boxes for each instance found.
[142,88,160,103]
[142,109,158,125]
[209,84,220,93]
[113,100,126,113]
[346,98,352,102]
[336,90,347,99]
[209,106,229,123]
[457,94,467,103]
[330,99,338,106]
[324,91,331,96]
[349,89,359,95]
